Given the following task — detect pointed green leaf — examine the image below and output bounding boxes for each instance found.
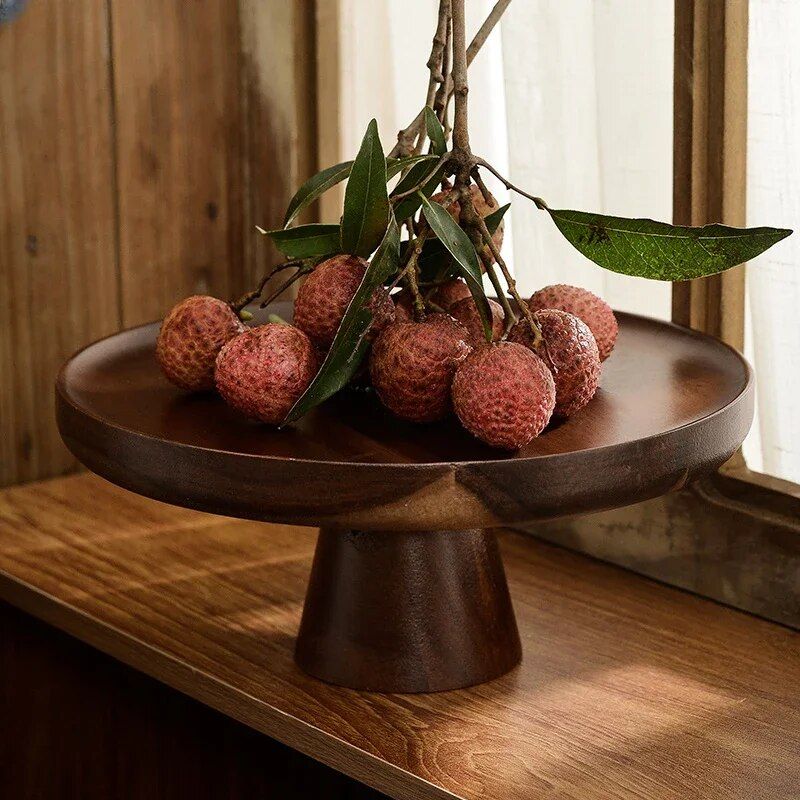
[548,210,793,281]
[417,203,510,283]
[392,158,447,222]
[341,119,390,258]
[261,224,341,259]
[483,202,510,235]
[284,217,401,423]
[419,193,492,341]
[282,155,436,229]
[424,107,447,156]
[283,161,353,228]
[387,154,438,179]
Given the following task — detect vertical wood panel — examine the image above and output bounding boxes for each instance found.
[0,0,120,487]
[110,0,245,327]
[672,0,748,349]
[239,0,319,298]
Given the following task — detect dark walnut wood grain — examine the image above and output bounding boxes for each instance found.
[0,475,798,800]
[56,303,753,531]
[296,528,521,692]
[54,304,754,692]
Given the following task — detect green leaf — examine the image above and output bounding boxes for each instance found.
[483,202,510,235]
[284,218,401,424]
[548,210,793,281]
[392,158,447,222]
[418,202,510,283]
[386,154,438,179]
[341,119,390,258]
[281,155,435,229]
[424,107,447,156]
[419,193,493,341]
[260,224,341,259]
[283,161,353,228]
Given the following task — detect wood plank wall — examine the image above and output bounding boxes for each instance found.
[0,0,317,487]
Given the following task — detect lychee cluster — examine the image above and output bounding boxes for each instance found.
[155,261,616,450]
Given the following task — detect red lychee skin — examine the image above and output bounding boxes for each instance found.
[369,315,472,422]
[393,278,472,322]
[448,296,505,345]
[293,254,395,351]
[528,284,618,361]
[508,309,600,418]
[452,342,555,450]
[214,324,318,424]
[156,295,245,392]
[431,184,504,263]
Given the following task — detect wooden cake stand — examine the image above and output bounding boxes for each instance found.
[56,303,753,693]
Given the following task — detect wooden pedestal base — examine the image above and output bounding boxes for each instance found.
[295,528,522,693]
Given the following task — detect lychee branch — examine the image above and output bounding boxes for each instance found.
[387,0,512,158]
[414,0,451,156]
[473,158,548,211]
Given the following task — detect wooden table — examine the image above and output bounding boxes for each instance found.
[1,473,799,799]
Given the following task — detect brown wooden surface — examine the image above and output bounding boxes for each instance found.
[0,0,120,487]
[0,1,316,487]
[0,473,799,800]
[56,305,753,530]
[0,602,385,799]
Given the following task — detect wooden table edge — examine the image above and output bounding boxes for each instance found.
[0,567,458,800]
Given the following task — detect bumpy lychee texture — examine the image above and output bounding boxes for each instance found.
[369,314,472,422]
[393,278,472,322]
[293,254,395,351]
[448,296,505,345]
[156,295,245,392]
[431,184,504,263]
[528,284,618,361]
[452,342,555,450]
[509,309,600,418]
[214,324,317,424]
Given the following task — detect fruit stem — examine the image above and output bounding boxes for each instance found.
[258,266,313,309]
[230,259,305,312]
[403,230,429,321]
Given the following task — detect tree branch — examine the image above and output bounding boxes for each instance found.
[451,0,470,154]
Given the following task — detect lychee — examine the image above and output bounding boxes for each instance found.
[508,309,600,418]
[293,254,395,351]
[452,342,555,450]
[431,184,504,261]
[214,324,317,424]
[156,295,245,392]
[448,296,505,345]
[393,278,472,322]
[369,314,472,422]
[528,284,618,361]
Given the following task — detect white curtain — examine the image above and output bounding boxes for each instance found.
[334,0,672,318]
[743,0,800,483]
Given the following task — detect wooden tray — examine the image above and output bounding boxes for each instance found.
[56,303,753,692]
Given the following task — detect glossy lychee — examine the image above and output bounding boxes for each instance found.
[393,278,472,322]
[448,296,505,345]
[156,295,245,392]
[452,342,555,450]
[528,284,618,361]
[293,254,395,351]
[369,315,472,422]
[431,184,504,261]
[509,309,600,418]
[214,324,317,424]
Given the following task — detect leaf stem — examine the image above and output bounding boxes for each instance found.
[473,158,548,210]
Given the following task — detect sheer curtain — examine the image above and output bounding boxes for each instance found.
[742,0,800,483]
[333,0,673,316]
